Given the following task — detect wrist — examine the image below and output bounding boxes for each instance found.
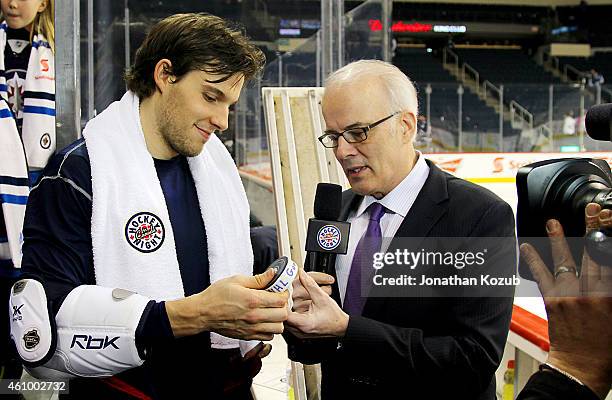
[334,311,349,337]
[547,352,611,399]
[165,294,205,338]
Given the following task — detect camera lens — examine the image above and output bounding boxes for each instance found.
[517,158,612,279]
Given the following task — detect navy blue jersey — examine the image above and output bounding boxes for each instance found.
[20,138,253,399]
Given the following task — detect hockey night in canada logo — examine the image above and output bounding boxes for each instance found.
[125,212,165,253]
[317,225,341,251]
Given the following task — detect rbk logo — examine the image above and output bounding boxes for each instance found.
[70,335,120,350]
[12,304,24,317]
[40,59,49,72]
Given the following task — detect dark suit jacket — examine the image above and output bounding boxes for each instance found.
[287,160,516,400]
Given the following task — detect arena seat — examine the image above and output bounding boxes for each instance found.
[394,47,519,137]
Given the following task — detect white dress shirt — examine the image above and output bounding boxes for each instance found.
[335,152,430,304]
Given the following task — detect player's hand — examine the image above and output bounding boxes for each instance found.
[166,269,289,340]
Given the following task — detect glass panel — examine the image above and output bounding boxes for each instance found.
[232,79,266,168]
[344,0,385,62]
[417,83,459,152]
[240,14,322,170]
[263,34,318,88]
[79,1,127,124]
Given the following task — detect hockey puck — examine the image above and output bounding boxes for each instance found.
[264,256,298,293]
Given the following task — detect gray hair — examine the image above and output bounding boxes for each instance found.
[324,60,418,116]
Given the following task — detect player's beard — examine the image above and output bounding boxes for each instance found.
[156,98,204,158]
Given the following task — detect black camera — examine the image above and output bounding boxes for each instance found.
[516,104,612,280]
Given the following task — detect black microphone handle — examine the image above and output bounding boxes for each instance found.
[306,252,318,272]
[305,252,334,274]
[318,252,334,274]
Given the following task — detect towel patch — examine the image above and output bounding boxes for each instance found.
[125,212,165,253]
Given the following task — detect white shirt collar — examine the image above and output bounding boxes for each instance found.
[355,151,429,219]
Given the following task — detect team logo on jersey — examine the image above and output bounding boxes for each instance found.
[317,225,341,251]
[23,329,40,350]
[125,212,165,253]
[40,133,51,149]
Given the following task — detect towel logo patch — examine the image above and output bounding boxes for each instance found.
[317,225,341,251]
[125,212,165,253]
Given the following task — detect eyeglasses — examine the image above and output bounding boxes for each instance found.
[318,111,401,148]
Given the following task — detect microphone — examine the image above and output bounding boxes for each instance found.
[304,183,351,273]
[586,103,612,142]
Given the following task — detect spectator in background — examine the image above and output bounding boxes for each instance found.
[563,111,576,135]
[0,0,55,177]
[0,0,55,384]
[588,69,605,87]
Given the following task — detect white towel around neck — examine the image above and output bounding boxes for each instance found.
[84,91,255,351]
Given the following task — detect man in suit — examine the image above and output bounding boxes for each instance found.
[285,60,517,399]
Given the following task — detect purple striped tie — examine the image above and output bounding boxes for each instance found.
[343,202,386,315]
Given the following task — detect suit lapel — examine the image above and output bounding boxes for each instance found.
[388,160,449,251]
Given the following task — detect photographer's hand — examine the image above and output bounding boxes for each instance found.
[520,203,612,399]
